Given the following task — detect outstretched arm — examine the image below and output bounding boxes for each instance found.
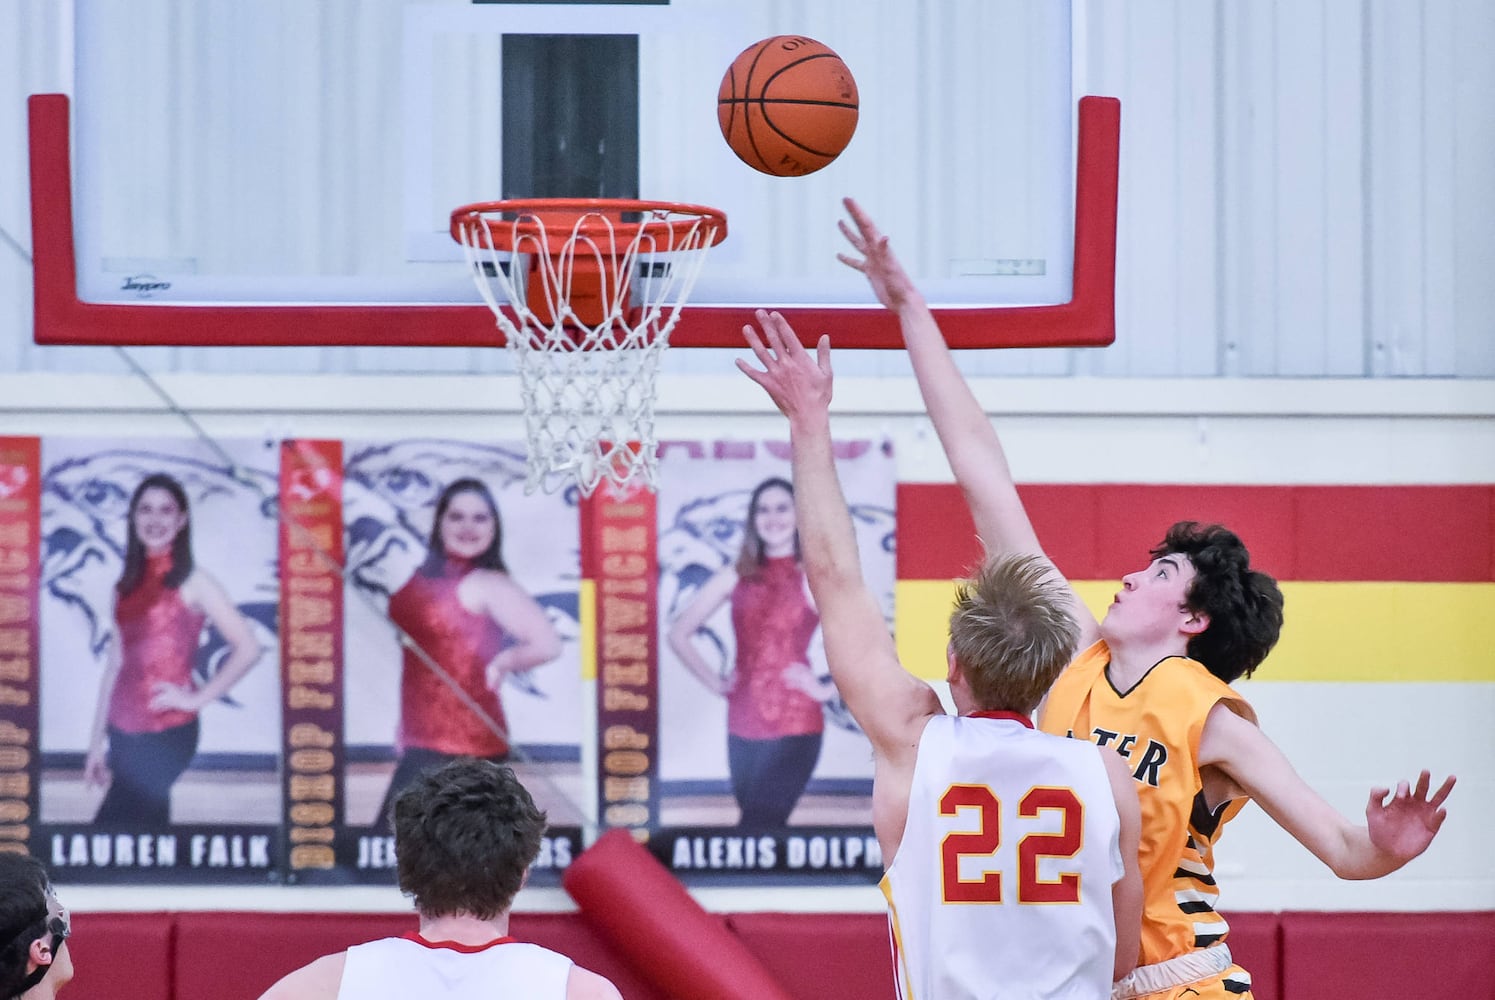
[1201,703,1456,879]
[737,310,941,765]
[838,198,1099,646]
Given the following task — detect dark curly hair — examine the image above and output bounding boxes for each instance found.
[392,758,547,920]
[0,853,49,998]
[1153,521,1285,683]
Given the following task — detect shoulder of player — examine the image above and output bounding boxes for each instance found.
[257,951,347,1000]
[1197,698,1268,765]
[566,965,624,1000]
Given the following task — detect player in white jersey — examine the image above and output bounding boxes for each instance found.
[257,759,620,1000]
[739,309,1143,999]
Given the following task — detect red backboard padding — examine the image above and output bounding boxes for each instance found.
[727,912,898,1000]
[64,912,174,1000]
[172,911,415,1000]
[1280,911,1495,998]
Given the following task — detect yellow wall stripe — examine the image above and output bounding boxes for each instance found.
[894,580,1495,683]
[579,577,596,681]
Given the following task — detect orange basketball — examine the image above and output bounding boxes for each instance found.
[717,36,859,177]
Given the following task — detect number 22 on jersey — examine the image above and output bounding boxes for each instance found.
[939,784,1083,904]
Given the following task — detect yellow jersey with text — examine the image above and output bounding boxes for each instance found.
[1038,641,1255,967]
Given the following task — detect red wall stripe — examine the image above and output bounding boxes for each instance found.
[897,484,1494,583]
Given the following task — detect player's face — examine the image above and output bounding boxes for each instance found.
[131,487,188,555]
[41,884,74,989]
[752,486,796,556]
[438,490,497,561]
[1102,554,1200,643]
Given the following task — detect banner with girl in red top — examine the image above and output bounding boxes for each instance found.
[333,438,585,885]
[650,439,896,884]
[34,436,281,884]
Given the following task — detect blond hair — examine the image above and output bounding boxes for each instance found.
[948,554,1080,713]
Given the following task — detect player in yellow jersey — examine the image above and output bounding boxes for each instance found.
[836,198,1456,1000]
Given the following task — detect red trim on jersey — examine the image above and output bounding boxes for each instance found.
[967,710,1034,728]
[403,932,518,953]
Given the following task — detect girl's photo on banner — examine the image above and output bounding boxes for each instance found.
[37,438,281,883]
[654,439,896,882]
[339,439,585,881]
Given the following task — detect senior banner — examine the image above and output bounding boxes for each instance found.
[641,439,897,884]
[328,438,586,886]
[33,436,283,884]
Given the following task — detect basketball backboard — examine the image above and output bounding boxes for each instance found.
[35,0,1116,349]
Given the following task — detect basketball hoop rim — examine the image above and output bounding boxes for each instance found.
[450,197,729,254]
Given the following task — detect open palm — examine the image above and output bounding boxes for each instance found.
[1365,770,1455,862]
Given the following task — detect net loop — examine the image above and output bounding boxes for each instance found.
[452,199,726,496]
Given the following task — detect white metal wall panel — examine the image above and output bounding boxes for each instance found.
[1,1,1492,377]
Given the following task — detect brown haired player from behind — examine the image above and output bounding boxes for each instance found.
[259,758,619,1000]
[836,196,1455,999]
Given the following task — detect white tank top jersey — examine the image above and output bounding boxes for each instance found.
[336,935,573,999]
[881,713,1124,1000]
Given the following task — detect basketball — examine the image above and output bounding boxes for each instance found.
[717,35,859,177]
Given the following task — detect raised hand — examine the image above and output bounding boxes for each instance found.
[736,309,833,424]
[1366,770,1456,864]
[836,197,924,313]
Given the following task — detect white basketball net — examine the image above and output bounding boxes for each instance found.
[455,203,723,496]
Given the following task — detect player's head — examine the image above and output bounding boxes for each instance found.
[392,758,546,920]
[736,476,798,576]
[119,472,194,593]
[422,478,507,575]
[0,854,73,999]
[1148,521,1284,682]
[948,554,1079,714]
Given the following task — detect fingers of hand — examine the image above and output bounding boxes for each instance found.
[742,321,772,364]
[1430,774,1456,807]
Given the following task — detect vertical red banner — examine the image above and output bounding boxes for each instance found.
[0,438,40,855]
[583,482,660,839]
[278,440,345,878]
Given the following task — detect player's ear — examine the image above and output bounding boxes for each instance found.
[29,936,54,968]
[1181,611,1210,636]
[945,644,960,684]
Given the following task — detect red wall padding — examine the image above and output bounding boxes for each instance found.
[1219,911,1282,1000]
[52,909,1495,999]
[173,911,415,1000]
[65,912,174,1000]
[726,912,898,1000]
[1279,911,1495,998]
